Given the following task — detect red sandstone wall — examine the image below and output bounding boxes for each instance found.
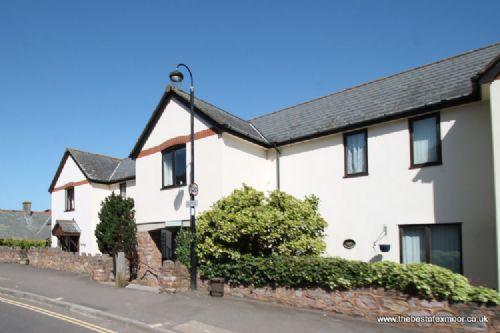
[136,231,163,286]
[0,247,113,282]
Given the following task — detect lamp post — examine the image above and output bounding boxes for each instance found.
[169,64,197,290]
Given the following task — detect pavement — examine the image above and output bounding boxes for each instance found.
[0,263,420,333]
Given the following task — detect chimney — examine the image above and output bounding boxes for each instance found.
[22,201,32,215]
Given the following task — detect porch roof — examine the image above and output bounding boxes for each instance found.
[52,220,81,236]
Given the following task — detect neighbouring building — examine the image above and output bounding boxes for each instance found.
[0,202,51,242]
[48,149,135,254]
[49,42,500,288]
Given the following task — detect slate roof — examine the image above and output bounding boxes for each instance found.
[56,42,500,180]
[131,42,499,151]
[109,157,135,183]
[250,42,500,144]
[53,220,80,234]
[49,149,135,192]
[172,88,269,144]
[0,210,51,241]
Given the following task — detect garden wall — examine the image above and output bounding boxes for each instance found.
[0,246,24,263]
[219,285,500,332]
[0,246,113,282]
[135,231,162,286]
[151,260,499,332]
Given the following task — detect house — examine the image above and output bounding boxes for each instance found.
[0,202,51,242]
[50,42,500,288]
[48,149,135,253]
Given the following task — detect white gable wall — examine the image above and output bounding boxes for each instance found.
[51,156,93,252]
[135,98,225,224]
[142,98,212,150]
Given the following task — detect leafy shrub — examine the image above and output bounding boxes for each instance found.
[0,239,49,250]
[197,185,327,264]
[174,228,193,269]
[468,286,500,305]
[404,263,471,302]
[95,193,137,258]
[200,255,499,305]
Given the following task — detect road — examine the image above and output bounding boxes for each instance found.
[0,294,145,333]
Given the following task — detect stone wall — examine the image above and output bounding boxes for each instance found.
[219,285,499,332]
[0,247,113,282]
[0,246,24,263]
[135,231,163,286]
[158,261,190,293]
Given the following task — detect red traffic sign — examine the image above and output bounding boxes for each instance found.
[189,183,199,196]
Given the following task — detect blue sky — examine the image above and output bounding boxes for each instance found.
[0,1,498,210]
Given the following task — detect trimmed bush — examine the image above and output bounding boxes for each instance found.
[95,193,137,258]
[174,228,193,269]
[197,185,327,264]
[0,239,49,250]
[200,255,500,305]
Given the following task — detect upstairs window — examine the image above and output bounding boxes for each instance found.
[162,145,186,188]
[409,113,442,168]
[119,182,126,198]
[65,187,75,211]
[344,129,368,177]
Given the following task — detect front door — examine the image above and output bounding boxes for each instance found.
[161,229,173,260]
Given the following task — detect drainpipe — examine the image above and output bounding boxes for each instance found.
[273,144,281,190]
[489,77,500,290]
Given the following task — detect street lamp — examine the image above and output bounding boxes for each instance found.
[169,64,197,290]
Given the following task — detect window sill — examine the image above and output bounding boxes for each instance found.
[409,161,442,169]
[343,172,368,178]
[160,184,187,191]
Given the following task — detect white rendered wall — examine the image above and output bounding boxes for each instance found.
[86,180,137,254]
[278,101,496,287]
[135,98,224,224]
[142,97,210,150]
[220,133,275,195]
[50,156,93,252]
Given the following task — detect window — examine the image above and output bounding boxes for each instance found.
[119,182,126,198]
[344,129,368,177]
[400,224,462,273]
[162,145,186,188]
[65,187,75,211]
[409,113,442,168]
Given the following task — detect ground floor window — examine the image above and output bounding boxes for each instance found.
[399,223,462,273]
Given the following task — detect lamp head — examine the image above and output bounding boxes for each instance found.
[169,69,184,83]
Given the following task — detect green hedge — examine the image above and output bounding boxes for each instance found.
[0,239,49,250]
[200,255,500,305]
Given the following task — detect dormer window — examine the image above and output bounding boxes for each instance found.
[65,187,75,211]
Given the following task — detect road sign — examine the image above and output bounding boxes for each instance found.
[189,183,199,196]
[186,200,198,208]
